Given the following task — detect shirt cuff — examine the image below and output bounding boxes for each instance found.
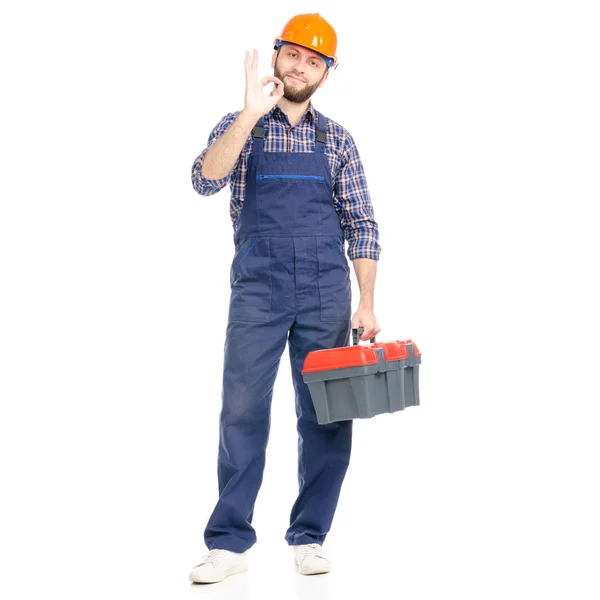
[347,239,381,261]
[191,150,230,195]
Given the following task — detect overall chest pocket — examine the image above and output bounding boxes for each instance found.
[255,174,328,233]
[228,237,272,323]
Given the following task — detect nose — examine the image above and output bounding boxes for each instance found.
[294,57,310,74]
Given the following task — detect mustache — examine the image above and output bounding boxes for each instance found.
[285,72,307,82]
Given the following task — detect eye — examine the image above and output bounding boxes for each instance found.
[310,60,318,67]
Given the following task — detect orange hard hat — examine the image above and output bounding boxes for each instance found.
[273,13,338,69]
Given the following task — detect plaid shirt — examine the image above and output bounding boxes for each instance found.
[191,102,381,260]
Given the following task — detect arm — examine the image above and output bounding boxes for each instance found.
[191,112,243,196]
[351,258,380,341]
[334,132,381,262]
[191,49,284,195]
[353,258,377,311]
[334,132,382,340]
[201,109,262,180]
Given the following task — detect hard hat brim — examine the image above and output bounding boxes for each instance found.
[273,39,337,69]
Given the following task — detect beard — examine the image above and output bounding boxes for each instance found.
[273,63,324,103]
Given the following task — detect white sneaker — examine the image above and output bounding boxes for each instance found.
[293,543,331,575]
[189,548,248,583]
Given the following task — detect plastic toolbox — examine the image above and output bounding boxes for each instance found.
[302,328,421,425]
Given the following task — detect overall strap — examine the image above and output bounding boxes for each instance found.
[314,111,328,153]
[251,116,266,153]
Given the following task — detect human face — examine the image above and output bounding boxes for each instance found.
[272,44,329,103]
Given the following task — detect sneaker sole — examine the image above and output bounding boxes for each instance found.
[189,563,248,584]
[296,561,331,576]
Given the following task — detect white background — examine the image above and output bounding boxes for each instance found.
[1,0,599,598]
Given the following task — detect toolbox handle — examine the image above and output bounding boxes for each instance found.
[352,327,376,345]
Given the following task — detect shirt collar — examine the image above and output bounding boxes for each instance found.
[268,101,315,125]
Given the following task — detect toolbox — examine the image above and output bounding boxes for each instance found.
[302,328,421,425]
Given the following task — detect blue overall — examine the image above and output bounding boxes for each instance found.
[204,111,353,553]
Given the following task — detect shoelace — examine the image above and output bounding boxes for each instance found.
[298,543,326,560]
[197,549,224,566]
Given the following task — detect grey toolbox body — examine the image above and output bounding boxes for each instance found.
[302,329,421,425]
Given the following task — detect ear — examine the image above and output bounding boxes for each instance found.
[319,70,330,88]
[271,50,277,69]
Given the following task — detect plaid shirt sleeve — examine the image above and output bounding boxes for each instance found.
[191,112,242,196]
[333,131,382,261]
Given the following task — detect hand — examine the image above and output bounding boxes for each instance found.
[244,49,284,117]
[351,308,381,342]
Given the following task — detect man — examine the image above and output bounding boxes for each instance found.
[189,13,381,584]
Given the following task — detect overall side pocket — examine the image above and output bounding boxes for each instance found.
[228,237,272,323]
[316,237,351,322]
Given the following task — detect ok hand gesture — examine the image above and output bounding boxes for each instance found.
[244,49,284,117]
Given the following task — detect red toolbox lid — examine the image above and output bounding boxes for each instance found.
[302,344,380,374]
[395,339,420,356]
[372,341,410,361]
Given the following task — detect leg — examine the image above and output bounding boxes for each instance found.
[204,314,291,553]
[284,318,352,546]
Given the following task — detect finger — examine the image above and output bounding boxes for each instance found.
[260,76,282,86]
[269,77,285,97]
[253,49,258,75]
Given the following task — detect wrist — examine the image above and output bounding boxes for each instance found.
[239,108,262,124]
